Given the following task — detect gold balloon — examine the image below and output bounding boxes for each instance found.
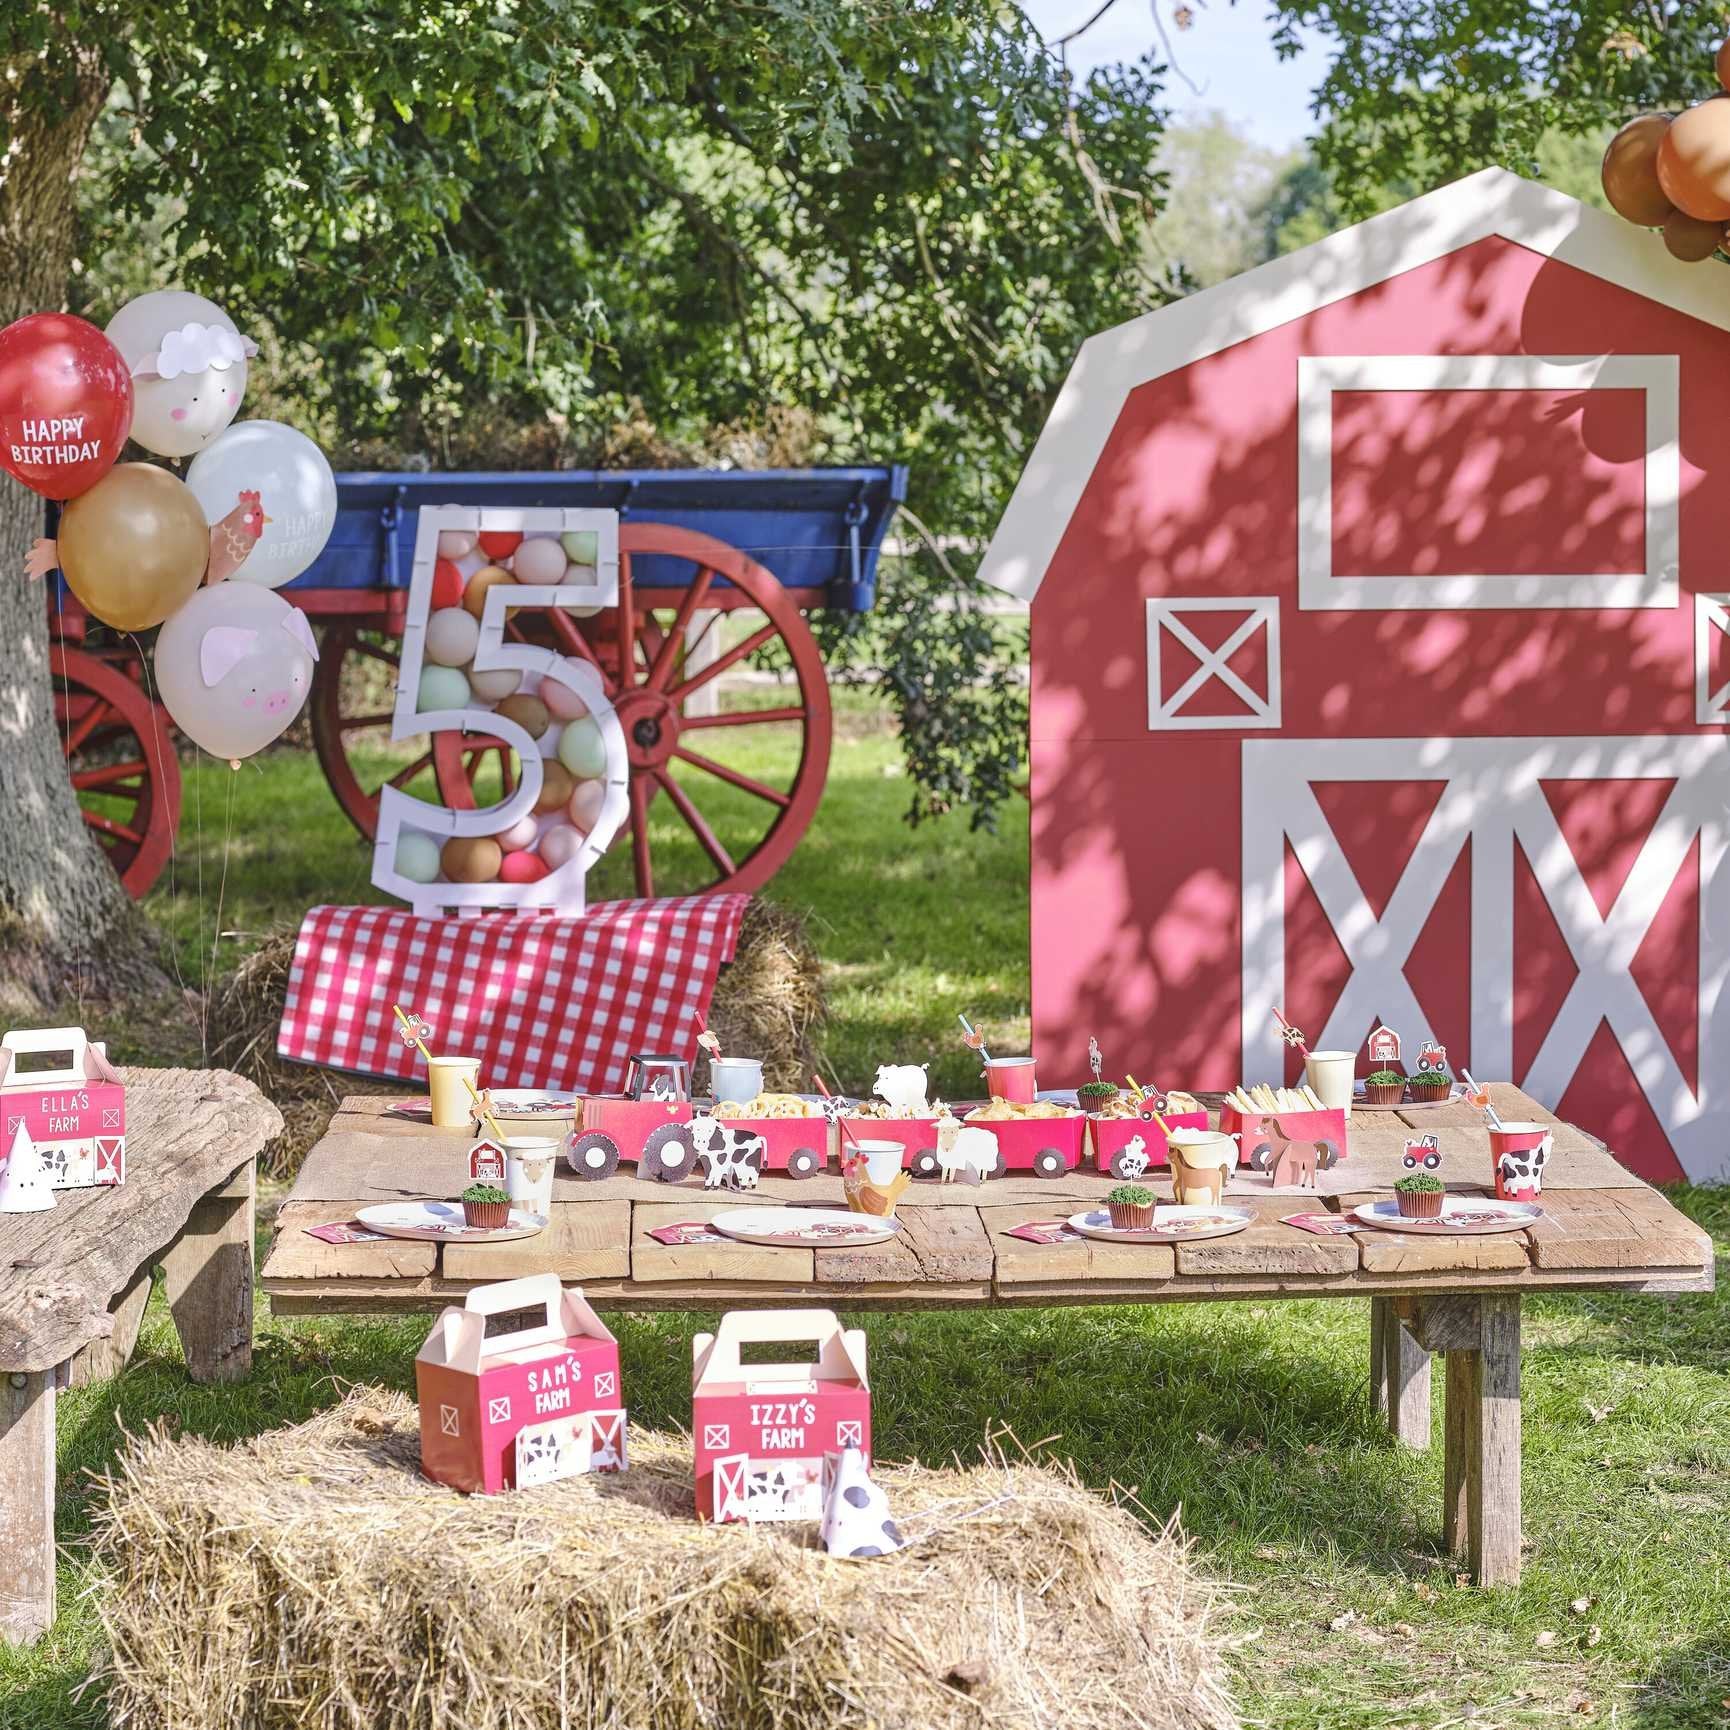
[56,463,207,631]
[1663,208,1724,261]
[534,761,575,814]
[1656,96,1730,222]
[463,564,516,620]
[1718,39,1730,94]
[441,836,502,883]
[1601,113,1675,226]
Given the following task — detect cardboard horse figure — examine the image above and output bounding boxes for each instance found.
[1257,1115,1322,1188]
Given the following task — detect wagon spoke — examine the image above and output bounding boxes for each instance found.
[387,750,435,790]
[668,622,779,704]
[546,607,602,670]
[682,706,807,731]
[645,567,715,691]
[354,640,400,670]
[628,774,656,898]
[654,767,736,877]
[339,710,397,733]
[64,698,114,757]
[71,759,148,791]
[83,810,144,847]
[673,746,793,809]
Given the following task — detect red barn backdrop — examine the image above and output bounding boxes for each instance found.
[980,169,1730,1184]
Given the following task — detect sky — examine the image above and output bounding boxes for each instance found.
[1018,0,1331,151]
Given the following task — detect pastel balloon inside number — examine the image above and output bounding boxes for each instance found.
[560,529,599,564]
[425,606,481,667]
[541,679,589,722]
[534,761,576,813]
[441,835,502,883]
[499,850,549,884]
[478,529,523,560]
[437,529,478,560]
[539,824,585,868]
[465,663,521,702]
[557,715,608,779]
[463,564,517,620]
[568,778,607,830]
[512,537,568,584]
[494,814,539,850]
[418,664,471,710]
[497,693,550,739]
[431,559,465,610]
[396,832,443,884]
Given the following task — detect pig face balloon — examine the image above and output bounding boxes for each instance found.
[155,581,318,760]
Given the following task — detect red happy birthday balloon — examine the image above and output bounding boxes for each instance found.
[0,313,133,501]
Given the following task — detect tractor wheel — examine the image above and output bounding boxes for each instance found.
[641,1122,697,1183]
[1314,1139,1341,1170]
[908,1147,941,1180]
[1246,1138,1277,1174]
[1032,1146,1067,1179]
[566,1132,621,1181]
[785,1145,823,1179]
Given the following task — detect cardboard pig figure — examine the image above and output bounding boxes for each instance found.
[693,1310,871,1523]
[0,1026,125,1190]
[416,1274,626,1495]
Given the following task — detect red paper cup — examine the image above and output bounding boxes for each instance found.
[985,1056,1037,1102]
[1489,1122,1552,1200]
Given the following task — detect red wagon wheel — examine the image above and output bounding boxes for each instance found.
[433,525,832,898]
[51,645,181,899]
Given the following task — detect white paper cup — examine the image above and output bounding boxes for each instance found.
[427,1055,481,1129]
[504,1136,559,1215]
[710,1056,764,1106]
[1304,1050,1356,1117]
[851,1139,905,1185]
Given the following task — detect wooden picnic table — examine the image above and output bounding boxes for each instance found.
[261,1084,1713,1588]
[0,1067,280,1646]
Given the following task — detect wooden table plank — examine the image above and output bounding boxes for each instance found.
[442,1201,630,1281]
[1526,1188,1714,1271]
[1336,1190,1533,1275]
[982,1205,1176,1297]
[630,1202,814,1287]
[1172,1195,1360,1279]
[812,1206,993,1298]
[263,1201,438,1281]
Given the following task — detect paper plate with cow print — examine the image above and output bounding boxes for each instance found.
[1067,1204,1253,1243]
[354,1200,548,1242]
[709,1207,900,1248]
[1351,1197,1541,1235]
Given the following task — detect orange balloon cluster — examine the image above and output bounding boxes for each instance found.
[1603,47,1730,262]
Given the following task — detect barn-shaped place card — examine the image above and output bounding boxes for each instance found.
[0,1026,125,1190]
[416,1274,625,1495]
[692,1309,871,1523]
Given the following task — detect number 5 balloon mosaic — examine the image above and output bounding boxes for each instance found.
[371,507,630,915]
[0,287,338,765]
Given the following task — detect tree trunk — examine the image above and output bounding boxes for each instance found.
[0,55,170,1011]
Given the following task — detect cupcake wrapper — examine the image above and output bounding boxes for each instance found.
[463,1200,510,1229]
[1396,1190,1445,1219]
[1107,1203,1154,1231]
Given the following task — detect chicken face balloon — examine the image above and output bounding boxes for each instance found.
[104,290,256,459]
[155,581,318,761]
[187,420,336,587]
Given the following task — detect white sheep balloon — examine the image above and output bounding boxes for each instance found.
[104,290,257,459]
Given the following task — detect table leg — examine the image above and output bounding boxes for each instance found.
[162,1162,256,1384]
[70,1265,153,1388]
[0,1368,57,1644]
[1441,1293,1522,1585]
[1369,1296,1390,1418]
[1384,1308,1432,1450]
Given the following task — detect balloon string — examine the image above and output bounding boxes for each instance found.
[195,750,207,1065]
[206,763,236,1035]
[52,583,87,1026]
[131,634,195,1027]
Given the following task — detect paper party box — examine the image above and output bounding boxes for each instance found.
[0,1025,125,1190]
[416,1275,626,1495]
[692,1309,871,1523]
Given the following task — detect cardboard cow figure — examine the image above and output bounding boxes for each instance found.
[0,1026,125,1190]
[416,1274,626,1495]
[693,1310,871,1523]
[821,1447,904,1559]
[981,165,1730,1185]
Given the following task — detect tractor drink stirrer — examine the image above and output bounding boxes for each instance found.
[393,1002,505,1141]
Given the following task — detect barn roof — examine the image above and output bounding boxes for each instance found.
[979,166,1730,601]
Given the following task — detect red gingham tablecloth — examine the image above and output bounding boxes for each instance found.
[277,896,749,1092]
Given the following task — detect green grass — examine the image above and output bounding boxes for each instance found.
[10,711,1730,1727]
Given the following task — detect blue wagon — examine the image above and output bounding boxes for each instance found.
[49,466,906,899]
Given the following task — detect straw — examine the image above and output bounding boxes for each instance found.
[1460,1068,1505,1130]
[390,1003,433,1068]
[464,1076,508,1144]
[1272,1007,1309,1057]
[812,1073,863,1151]
[957,1012,992,1066]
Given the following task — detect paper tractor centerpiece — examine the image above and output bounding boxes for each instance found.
[372,506,631,916]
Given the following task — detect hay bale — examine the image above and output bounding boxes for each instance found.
[706,898,827,1092]
[94,1390,1236,1730]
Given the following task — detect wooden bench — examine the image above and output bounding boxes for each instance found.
[0,1067,280,1645]
[262,1084,1713,1588]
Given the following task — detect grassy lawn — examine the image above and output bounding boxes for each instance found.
[8,706,1730,1727]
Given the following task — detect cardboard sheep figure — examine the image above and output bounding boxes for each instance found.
[0,1026,125,1189]
[416,1274,625,1495]
[821,1446,904,1558]
[693,1310,871,1523]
